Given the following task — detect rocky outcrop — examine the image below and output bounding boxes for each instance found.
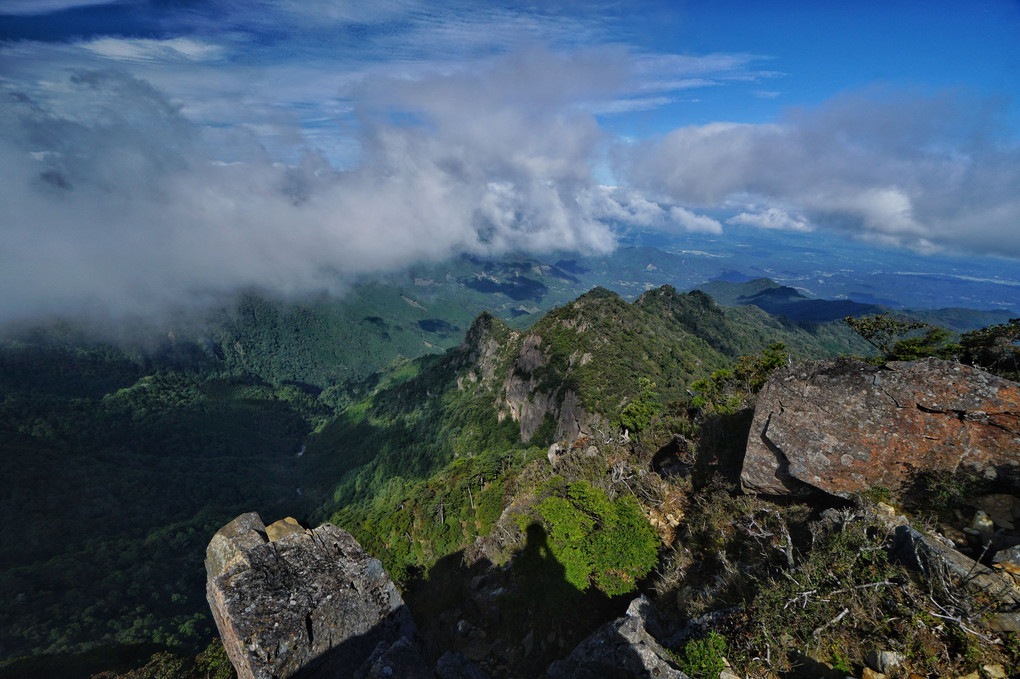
[498,344,594,443]
[205,513,416,679]
[547,596,689,679]
[741,358,1020,497]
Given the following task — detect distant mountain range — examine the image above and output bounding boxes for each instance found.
[697,277,1016,329]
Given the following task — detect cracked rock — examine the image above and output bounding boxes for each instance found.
[206,513,416,679]
[740,358,1020,497]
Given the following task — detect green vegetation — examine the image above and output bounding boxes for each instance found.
[0,343,320,661]
[619,377,662,435]
[689,369,741,414]
[527,481,658,596]
[675,631,727,679]
[312,286,858,589]
[844,311,1020,378]
[733,342,787,392]
[689,343,788,415]
[907,468,981,519]
[4,273,1018,678]
[656,486,1020,677]
[332,445,545,584]
[844,312,958,361]
[958,317,1020,379]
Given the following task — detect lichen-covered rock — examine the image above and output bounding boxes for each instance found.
[741,358,1020,497]
[546,595,688,679]
[206,513,416,679]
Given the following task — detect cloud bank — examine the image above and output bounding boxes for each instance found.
[2,25,1019,329]
[622,89,1020,256]
[0,55,628,324]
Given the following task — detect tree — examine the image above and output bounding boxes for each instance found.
[689,368,742,414]
[844,313,956,362]
[884,326,958,361]
[619,377,662,434]
[734,342,787,393]
[844,313,927,357]
[958,318,1020,378]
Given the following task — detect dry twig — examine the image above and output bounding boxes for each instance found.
[812,607,849,638]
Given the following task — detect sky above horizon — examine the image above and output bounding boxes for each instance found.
[1,0,1019,322]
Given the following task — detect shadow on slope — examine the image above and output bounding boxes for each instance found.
[402,523,645,677]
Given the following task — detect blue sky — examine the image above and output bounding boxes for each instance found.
[1,0,1018,321]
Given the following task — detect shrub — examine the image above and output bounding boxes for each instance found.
[529,481,659,596]
[676,631,728,679]
[619,377,663,435]
[959,318,1020,378]
[734,342,787,393]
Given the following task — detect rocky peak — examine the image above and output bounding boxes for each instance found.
[460,312,505,353]
[636,285,717,315]
[457,312,516,383]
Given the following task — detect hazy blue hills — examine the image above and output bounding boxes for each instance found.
[698,277,1017,328]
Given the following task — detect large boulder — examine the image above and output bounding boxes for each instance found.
[205,513,416,679]
[741,358,1020,497]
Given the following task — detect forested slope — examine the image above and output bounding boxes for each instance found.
[305,286,870,582]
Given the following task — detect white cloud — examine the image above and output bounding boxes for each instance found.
[82,38,224,63]
[0,56,623,325]
[579,186,666,227]
[584,96,677,115]
[669,206,723,234]
[727,206,812,231]
[622,89,1020,257]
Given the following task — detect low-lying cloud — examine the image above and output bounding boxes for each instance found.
[0,55,627,325]
[3,46,1019,331]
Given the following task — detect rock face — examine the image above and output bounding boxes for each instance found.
[547,596,689,679]
[499,344,593,443]
[205,513,415,679]
[741,358,1020,497]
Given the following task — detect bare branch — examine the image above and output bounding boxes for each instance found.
[812,607,849,638]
